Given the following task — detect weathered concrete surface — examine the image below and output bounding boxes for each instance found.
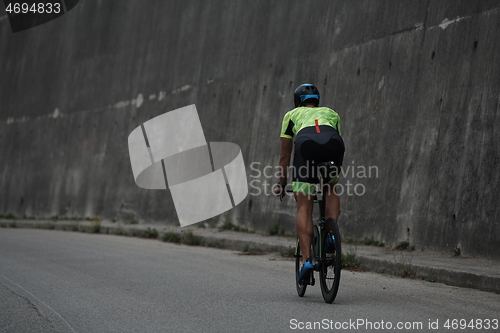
[0,1,499,257]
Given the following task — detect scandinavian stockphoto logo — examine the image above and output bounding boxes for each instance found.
[128,105,248,227]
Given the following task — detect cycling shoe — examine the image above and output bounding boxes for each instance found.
[297,259,314,284]
[326,233,336,249]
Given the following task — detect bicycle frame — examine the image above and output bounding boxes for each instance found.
[313,182,328,266]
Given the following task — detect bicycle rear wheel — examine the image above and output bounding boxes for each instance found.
[319,217,341,303]
[295,240,307,297]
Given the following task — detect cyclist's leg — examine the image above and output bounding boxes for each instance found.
[292,132,317,265]
[294,190,314,265]
[322,132,344,221]
[324,182,340,221]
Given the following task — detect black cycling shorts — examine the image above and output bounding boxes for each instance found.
[292,125,345,194]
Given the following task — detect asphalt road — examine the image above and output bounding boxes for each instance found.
[0,229,499,333]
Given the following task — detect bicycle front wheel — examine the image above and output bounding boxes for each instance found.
[295,239,307,297]
[320,217,341,303]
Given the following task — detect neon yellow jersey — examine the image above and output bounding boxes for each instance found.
[280,107,341,139]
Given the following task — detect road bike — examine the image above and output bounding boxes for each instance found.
[287,161,342,303]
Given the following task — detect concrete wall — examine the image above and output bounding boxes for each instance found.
[1,0,499,258]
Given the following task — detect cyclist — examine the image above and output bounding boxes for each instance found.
[274,83,345,284]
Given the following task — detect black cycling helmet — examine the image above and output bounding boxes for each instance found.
[293,83,320,107]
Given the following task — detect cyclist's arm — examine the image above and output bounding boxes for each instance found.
[278,137,293,187]
[337,114,341,136]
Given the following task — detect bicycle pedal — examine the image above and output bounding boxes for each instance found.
[310,276,315,286]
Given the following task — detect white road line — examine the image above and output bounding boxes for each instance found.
[0,273,78,333]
